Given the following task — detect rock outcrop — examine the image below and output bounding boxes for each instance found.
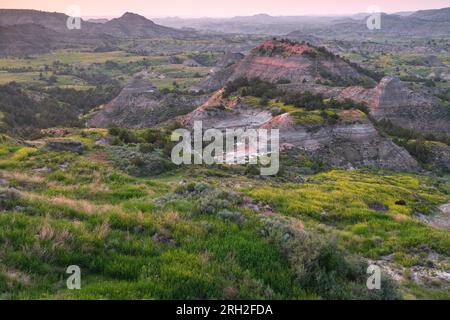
[264,113,419,172]
[182,90,272,130]
[45,139,85,154]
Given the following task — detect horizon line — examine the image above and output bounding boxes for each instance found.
[1,6,449,20]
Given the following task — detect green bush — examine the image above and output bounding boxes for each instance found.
[0,187,22,209]
[111,146,175,177]
[259,215,400,300]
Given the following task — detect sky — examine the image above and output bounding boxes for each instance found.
[1,0,449,18]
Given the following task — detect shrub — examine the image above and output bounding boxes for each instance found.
[260,97,269,106]
[108,125,121,136]
[0,187,22,209]
[198,197,230,215]
[275,79,291,84]
[139,143,155,154]
[0,187,21,202]
[118,129,140,144]
[223,77,280,99]
[142,129,166,146]
[270,107,283,117]
[217,209,246,223]
[111,146,175,177]
[405,138,431,163]
[259,215,400,300]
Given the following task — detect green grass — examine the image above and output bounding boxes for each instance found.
[0,132,310,299]
[0,50,148,69]
[0,48,213,91]
[0,129,448,300]
[244,170,450,259]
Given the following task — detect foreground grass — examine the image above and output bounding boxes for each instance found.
[0,134,307,299]
[0,131,448,299]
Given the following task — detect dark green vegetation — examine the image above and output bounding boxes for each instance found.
[107,126,177,177]
[0,83,119,137]
[224,77,368,112]
[375,119,450,173]
[0,45,215,137]
[224,77,369,130]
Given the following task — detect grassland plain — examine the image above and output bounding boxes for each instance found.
[0,48,210,90]
[0,129,448,300]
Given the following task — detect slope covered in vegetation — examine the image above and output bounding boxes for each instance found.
[0,129,448,299]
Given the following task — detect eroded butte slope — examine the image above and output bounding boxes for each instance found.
[263,112,418,172]
[87,77,208,128]
[193,40,375,92]
[340,77,450,135]
[282,76,450,135]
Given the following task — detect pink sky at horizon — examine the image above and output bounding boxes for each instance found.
[1,0,449,18]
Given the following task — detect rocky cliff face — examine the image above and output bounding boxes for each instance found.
[87,77,208,128]
[425,142,450,172]
[233,41,367,83]
[282,76,450,135]
[339,77,450,135]
[264,113,419,172]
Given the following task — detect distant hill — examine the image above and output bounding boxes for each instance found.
[155,7,450,37]
[0,9,193,38]
[0,24,117,57]
[0,9,195,56]
[410,7,450,21]
[0,24,56,56]
[155,14,338,35]
[0,9,73,32]
[97,12,192,38]
[286,8,450,38]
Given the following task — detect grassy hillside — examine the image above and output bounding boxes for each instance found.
[0,130,448,299]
